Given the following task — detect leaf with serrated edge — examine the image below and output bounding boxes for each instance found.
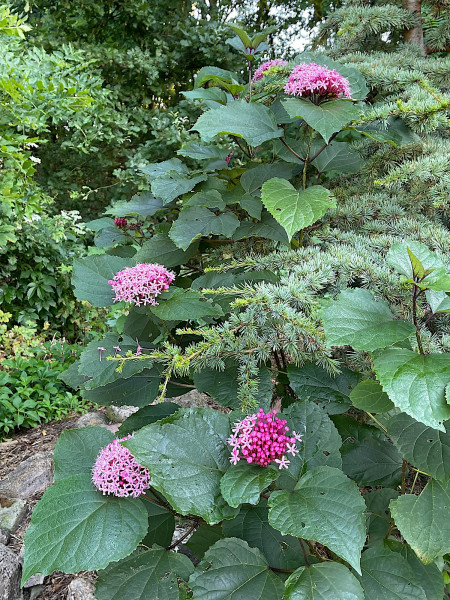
[390,479,450,563]
[268,466,366,573]
[220,462,279,508]
[189,538,284,600]
[373,348,450,431]
[21,474,148,584]
[285,562,364,600]
[321,288,415,351]
[95,548,194,600]
[387,412,450,483]
[72,255,130,307]
[261,178,335,241]
[124,408,238,524]
[350,380,394,413]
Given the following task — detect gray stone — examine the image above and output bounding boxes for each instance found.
[66,577,96,600]
[22,573,44,588]
[0,544,23,600]
[0,529,10,545]
[170,389,208,409]
[75,412,109,428]
[106,405,139,423]
[0,453,53,499]
[0,498,27,533]
[28,586,44,600]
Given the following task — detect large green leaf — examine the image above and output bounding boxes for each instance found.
[53,427,114,482]
[220,462,279,508]
[240,163,294,194]
[72,255,130,307]
[177,141,228,161]
[426,290,450,314]
[222,502,305,571]
[123,408,238,524]
[183,87,227,104]
[373,348,450,431]
[386,412,450,483]
[140,158,188,181]
[119,402,180,436]
[194,364,272,411]
[386,241,444,279]
[277,400,342,491]
[169,206,239,250]
[142,498,175,548]
[84,369,161,408]
[261,179,335,241]
[311,141,363,174]
[186,524,224,561]
[287,363,361,414]
[282,98,362,143]
[341,435,403,486]
[192,100,283,147]
[134,233,198,268]
[232,210,290,244]
[184,190,226,210]
[151,171,207,204]
[22,474,148,584]
[106,192,164,217]
[149,288,223,321]
[350,379,394,413]
[321,288,415,351]
[390,479,450,563]
[268,466,366,573]
[79,333,147,389]
[364,489,398,545]
[285,562,364,600]
[95,548,194,600]
[188,538,284,599]
[359,546,427,600]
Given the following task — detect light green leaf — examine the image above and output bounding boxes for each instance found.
[151,171,208,204]
[22,474,148,584]
[287,363,361,414]
[387,412,450,483]
[134,233,198,268]
[140,158,188,181]
[282,98,362,143]
[194,66,239,88]
[149,288,223,321]
[106,193,164,217]
[72,255,130,307]
[285,562,364,600]
[183,87,227,105]
[373,348,450,431]
[386,241,444,279]
[268,466,366,573]
[426,290,450,314]
[321,288,415,351]
[359,546,427,600]
[177,142,228,161]
[350,380,395,413]
[188,538,284,599]
[169,206,239,250]
[220,462,279,508]
[95,548,194,600]
[192,100,283,147]
[261,178,335,241]
[390,479,450,563]
[53,427,114,482]
[124,408,238,524]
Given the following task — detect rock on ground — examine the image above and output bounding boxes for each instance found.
[66,577,96,600]
[75,412,109,428]
[106,405,139,423]
[170,389,208,409]
[0,453,53,499]
[0,498,27,533]
[0,543,23,600]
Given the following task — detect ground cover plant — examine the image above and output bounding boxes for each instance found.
[22,4,450,599]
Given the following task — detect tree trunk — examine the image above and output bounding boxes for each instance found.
[402,0,426,53]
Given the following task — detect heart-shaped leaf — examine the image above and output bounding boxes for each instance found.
[285,562,364,600]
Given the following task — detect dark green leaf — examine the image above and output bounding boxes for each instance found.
[220,462,279,508]
[183,87,227,105]
[95,548,194,600]
[285,562,364,600]
[341,435,403,486]
[186,524,223,561]
[149,288,223,321]
[119,402,180,436]
[321,288,415,351]
[106,193,164,217]
[134,233,198,268]
[350,380,395,413]
[184,190,226,210]
[53,427,114,482]
[232,211,290,244]
[268,466,366,573]
[169,206,239,250]
[240,163,294,194]
[84,369,161,407]
[365,489,398,545]
[177,142,228,161]
[72,255,129,307]
[189,538,284,599]
[312,141,363,173]
[151,172,208,204]
[22,474,148,584]
[142,499,175,548]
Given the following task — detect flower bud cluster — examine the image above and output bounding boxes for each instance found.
[92,436,150,498]
[227,409,301,470]
[108,263,175,306]
[114,217,128,229]
[253,59,287,82]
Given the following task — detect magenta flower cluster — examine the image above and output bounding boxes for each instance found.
[108,263,175,307]
[253,59,287,82]
[227,409,301,470]
[284,62,351,101]
[92,436,150,498]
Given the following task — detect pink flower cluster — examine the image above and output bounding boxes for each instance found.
[92,436,150,498]
[227,409,301,470]
[253,59,287,82]
[284,63,351,101]
[108,263,175,307]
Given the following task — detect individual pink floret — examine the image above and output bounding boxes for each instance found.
[227,409,300,469]
[284,62,351,101]
[253,59,288,82]
[108,263,175,307]
[92,436,150,498]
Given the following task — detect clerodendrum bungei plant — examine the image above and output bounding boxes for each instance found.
[23,21,450,600]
